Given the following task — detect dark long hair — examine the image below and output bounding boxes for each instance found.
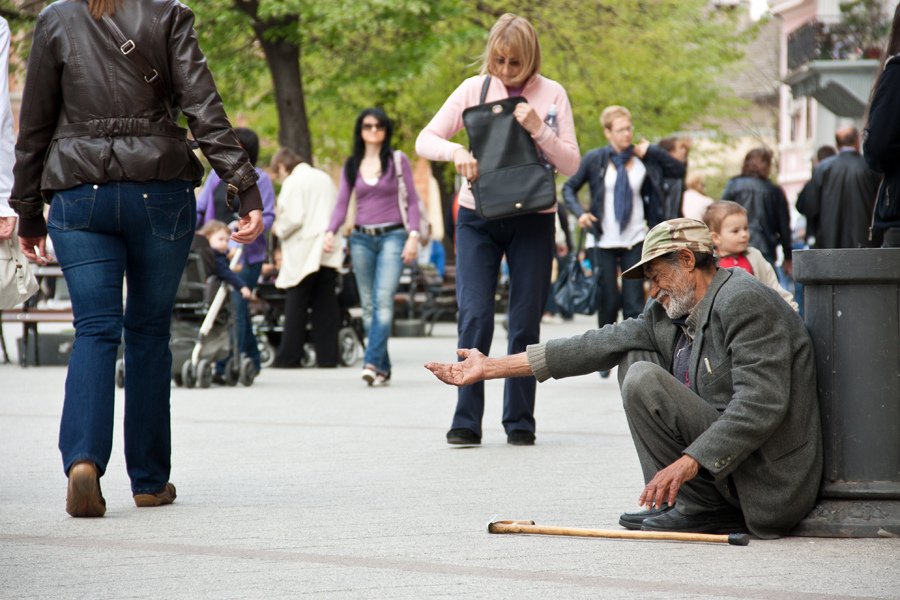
[866,4,900,127]
[741,147,773,180]
[343,108,394,188]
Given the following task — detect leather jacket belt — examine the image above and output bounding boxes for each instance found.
[53,118,189,140]
[354,223,405,236]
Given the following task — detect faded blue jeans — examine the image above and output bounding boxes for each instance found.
[49,180,195,495]
[349,228,406,374]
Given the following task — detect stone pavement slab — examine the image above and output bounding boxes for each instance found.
[1,316,898,599]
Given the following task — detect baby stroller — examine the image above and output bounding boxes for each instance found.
[252,266,365,368]
[115,241,256,389]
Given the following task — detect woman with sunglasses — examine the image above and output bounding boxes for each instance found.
[324,108,421,386]
[416,14,580,446]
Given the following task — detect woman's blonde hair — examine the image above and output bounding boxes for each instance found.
[600,106,631,130]
[686,171,706,193]
[479,14,541,82]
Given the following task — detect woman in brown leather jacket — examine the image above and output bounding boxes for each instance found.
[10,0,264,518]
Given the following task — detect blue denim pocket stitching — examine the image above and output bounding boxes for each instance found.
[144,187,194,241]
[48,184,97,231]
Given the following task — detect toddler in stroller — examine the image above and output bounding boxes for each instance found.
[115,227,257,389]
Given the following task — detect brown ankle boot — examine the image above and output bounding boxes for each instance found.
[133,482,177,508]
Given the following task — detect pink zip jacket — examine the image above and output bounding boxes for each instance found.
[416,73,580,212]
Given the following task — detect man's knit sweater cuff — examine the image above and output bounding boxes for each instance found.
[526,343,552,383]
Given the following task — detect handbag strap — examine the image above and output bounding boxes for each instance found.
[100,14,176,122]
[393,150,410,231]
[479,75,491,105]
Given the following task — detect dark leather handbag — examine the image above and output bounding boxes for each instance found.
[553,231,600,316]
[462,76,556,220]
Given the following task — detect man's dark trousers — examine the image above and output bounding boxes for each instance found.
[621,360,739,515]
[592,243,644,329]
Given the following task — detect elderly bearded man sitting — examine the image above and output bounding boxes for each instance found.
[426,218,822,539]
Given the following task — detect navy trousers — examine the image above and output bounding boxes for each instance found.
[453,207,554,437]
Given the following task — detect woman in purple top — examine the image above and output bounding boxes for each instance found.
[324,108,420,386]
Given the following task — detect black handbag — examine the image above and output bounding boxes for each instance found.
[462,76,556,220]
[553,231,600,316]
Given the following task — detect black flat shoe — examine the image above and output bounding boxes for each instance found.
[618,504,672,530]
[506,430,535,445]
[641,506,748,534]
[446,428,481,445]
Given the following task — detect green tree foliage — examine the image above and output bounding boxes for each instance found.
[2,0,750,169]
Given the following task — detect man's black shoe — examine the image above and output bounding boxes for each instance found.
[507,430,535,445]
[618,504,672,530]
[446,428,481,445]
[641,506,748,534]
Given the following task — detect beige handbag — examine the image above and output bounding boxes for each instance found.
[0,231,40,309]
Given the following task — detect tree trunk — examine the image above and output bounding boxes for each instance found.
[233,1,312,160]
[256,36,312,161]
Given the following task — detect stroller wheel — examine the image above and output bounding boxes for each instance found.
[301,343,316,369]
[239,356,257,386]
[338,327,361,366]
[197,359,213,389]
[115,359,125,389]
[224,357,239,386]
[182,359,197,389]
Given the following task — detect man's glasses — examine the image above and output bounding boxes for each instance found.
[610,126,634,135]
[362,123,386,131]
[492,56,522,68]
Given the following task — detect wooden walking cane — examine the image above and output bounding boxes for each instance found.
[487,519,750,546]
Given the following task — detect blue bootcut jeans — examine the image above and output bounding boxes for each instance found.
[349,228,406,374]
[49,180,195,495]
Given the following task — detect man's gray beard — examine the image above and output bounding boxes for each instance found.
[659,284,695,319]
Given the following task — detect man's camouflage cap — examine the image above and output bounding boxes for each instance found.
[621,218,715,280]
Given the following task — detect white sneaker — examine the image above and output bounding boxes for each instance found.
[372,372,391,387]
[361,365,376,386]
[541,314,563,325]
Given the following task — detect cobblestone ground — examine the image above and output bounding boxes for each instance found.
[1,317,898,599]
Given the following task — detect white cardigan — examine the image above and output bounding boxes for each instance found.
[273,163,344,290]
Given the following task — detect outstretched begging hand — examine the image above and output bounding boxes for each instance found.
[425,348,488,387]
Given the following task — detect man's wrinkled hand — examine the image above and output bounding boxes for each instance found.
[231,209,263,244]
[424,348,487,387]
[638,455,700,510]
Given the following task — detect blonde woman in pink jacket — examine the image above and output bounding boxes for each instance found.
[416,13,580,446]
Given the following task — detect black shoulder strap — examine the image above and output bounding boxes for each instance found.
[101,14,176,122]
[479,75,491,105]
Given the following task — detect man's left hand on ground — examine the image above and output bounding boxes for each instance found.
[639,454,700,510]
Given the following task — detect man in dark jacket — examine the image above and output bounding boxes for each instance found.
[426,219,822,539]
[799,127,881,249]
[562,106,685,347]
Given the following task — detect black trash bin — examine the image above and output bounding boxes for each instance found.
[793,248,900,537]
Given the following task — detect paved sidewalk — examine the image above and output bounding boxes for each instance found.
[1,316,898,599]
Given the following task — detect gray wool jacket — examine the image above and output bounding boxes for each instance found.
[526,267,822,539]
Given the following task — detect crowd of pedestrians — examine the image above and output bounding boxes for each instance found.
[4,0,899,540]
